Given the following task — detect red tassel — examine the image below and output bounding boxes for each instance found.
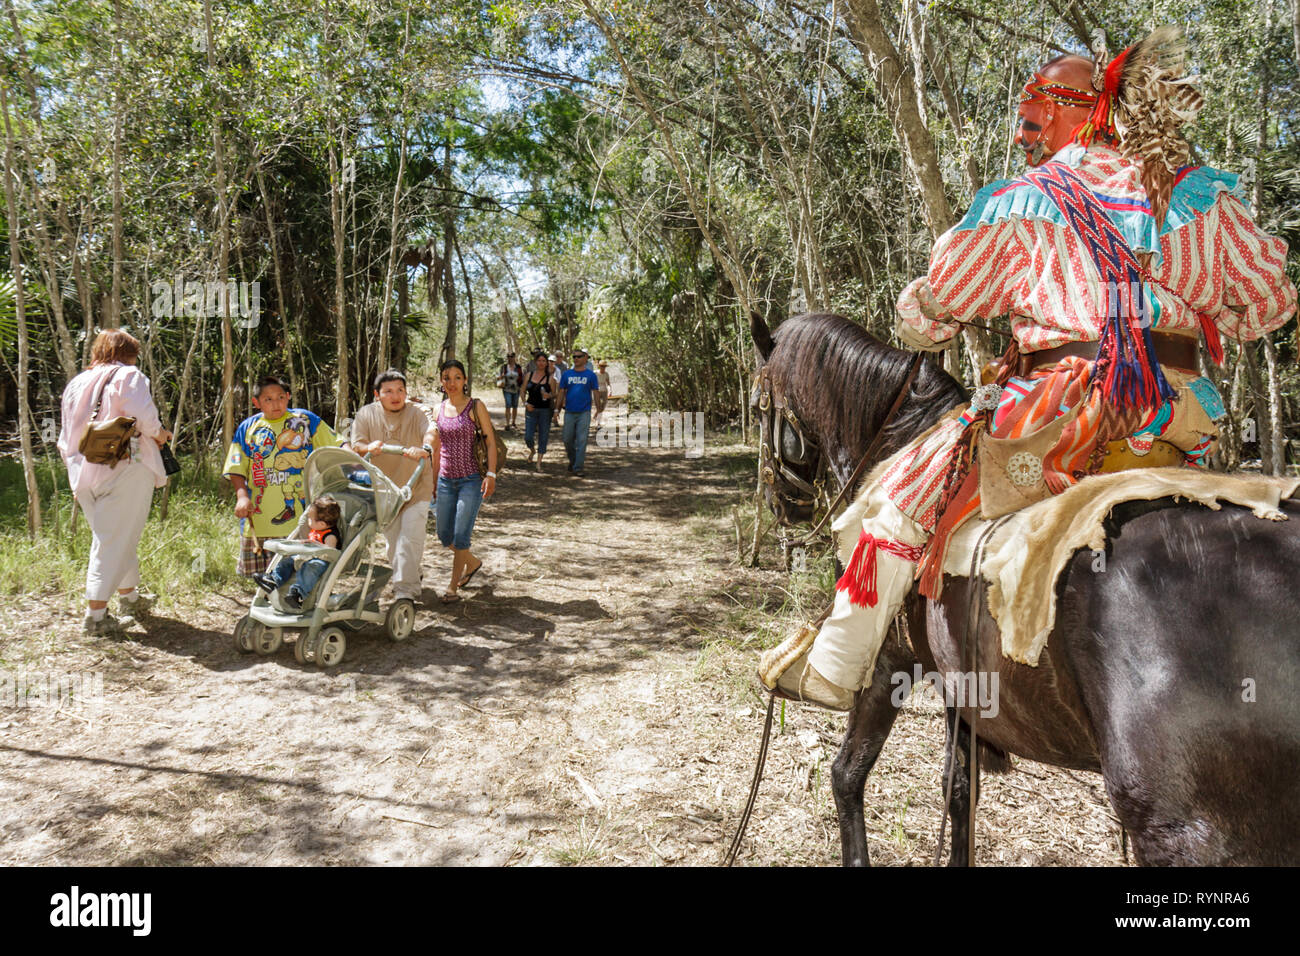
[1198,311,1224,365]
[837,530,923,609]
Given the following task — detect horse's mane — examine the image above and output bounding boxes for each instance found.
[768,312,968,471]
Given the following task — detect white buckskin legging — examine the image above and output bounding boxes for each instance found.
[809,479,929,691]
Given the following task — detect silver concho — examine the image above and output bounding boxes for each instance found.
[970,383,1003,414]
[1006,451,1043,487]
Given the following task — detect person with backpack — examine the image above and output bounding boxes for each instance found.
[496,352,524,431]
[57,330,172,636]
[523,350,554,473]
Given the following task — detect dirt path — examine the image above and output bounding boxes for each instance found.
[0,402,1125,866]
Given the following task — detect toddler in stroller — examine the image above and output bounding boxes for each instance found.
[253,495,342,609]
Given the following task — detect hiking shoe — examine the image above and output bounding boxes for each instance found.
[84,613,134,638]
[285,590,304,611]
[253,573,278,594]
[118,591,155,619]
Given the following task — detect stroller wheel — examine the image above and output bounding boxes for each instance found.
[252,626,283,656]
[233,615,256,654]
[316,626,347,668]
[385,599,416,642]
[294,631,314,665]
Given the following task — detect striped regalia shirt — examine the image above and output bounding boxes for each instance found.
[897,144,1297,352]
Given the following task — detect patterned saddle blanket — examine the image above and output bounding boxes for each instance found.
[937,468,1298,665]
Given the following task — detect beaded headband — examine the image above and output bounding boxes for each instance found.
[1020,74,1099,110]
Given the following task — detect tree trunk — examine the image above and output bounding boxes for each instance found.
[457,238,475,393]
[2,0,78,381]
[256,165,296,391]
[1293,0,1300,74]
[396,269,409,373]
[204,0,234,448]
[110,0,124,328]
[1241,340,1271,470]
[583,0,757,311]
[439,144,458,363]
[1262,333,1286,474]
[843,0,953,236]
[914,3,983,197]
[378,121,408,374]
[329,142,349,422]
[377,14,411,374]
[842,0,990,373]
[1,81,41,535]
[497,250,534,330]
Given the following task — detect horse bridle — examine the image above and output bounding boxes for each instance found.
[756,352,925,541]
[756,365,828,515]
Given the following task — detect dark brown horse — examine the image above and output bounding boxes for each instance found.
[753,311,1300,865]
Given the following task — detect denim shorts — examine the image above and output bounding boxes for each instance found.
[435,474,483,550]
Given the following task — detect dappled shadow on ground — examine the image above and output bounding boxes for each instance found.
[0,436,756,865]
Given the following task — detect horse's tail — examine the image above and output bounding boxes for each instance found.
[979,740,1012,774]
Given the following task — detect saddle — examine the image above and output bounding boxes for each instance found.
[934,469,1300,666]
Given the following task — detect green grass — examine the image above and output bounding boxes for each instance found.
[0,452,245,606]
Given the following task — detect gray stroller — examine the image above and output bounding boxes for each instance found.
[233,445,426,667]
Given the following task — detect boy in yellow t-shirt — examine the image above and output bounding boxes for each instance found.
[222,374,339,576]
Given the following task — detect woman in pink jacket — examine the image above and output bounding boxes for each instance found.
[57,330,172,636]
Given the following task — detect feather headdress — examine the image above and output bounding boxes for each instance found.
[1074,26,1204,225]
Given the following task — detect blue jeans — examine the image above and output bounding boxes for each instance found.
[435,474,484,550]
[563,409,591,471]
[525,408,553,456]
[268,556,330,597]
[503,390,519,409]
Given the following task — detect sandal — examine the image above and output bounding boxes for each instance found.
[440,590,461,604]
[459,560,483,588]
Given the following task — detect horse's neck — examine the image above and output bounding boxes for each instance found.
[840,359,964,485]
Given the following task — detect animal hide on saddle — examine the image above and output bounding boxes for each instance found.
[837,466,1300,666]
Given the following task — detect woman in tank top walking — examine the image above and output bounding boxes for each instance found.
[523,349,554,474]
[430,360,497,603]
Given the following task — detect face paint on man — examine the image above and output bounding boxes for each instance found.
[1013,55,1098,166]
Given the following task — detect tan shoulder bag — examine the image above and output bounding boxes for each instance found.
[77,367,137,467]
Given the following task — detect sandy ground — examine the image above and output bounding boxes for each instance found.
[0,399,1126,866]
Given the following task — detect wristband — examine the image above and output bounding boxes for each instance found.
[486,471,497,479]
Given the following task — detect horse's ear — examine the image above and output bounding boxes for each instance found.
[751,311,775,361]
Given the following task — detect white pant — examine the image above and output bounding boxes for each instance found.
[78,461,155,603]
[809,481,928,691]
[385,500,429,600]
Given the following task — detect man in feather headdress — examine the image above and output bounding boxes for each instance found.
[759,28,1297,710]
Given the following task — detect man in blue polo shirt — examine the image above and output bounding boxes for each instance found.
[554,346,604,477]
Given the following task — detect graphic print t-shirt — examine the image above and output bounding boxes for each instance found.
[557,368,602,413]
[222,409,339,538]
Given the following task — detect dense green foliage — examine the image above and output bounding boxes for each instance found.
[2,0,1298,491]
